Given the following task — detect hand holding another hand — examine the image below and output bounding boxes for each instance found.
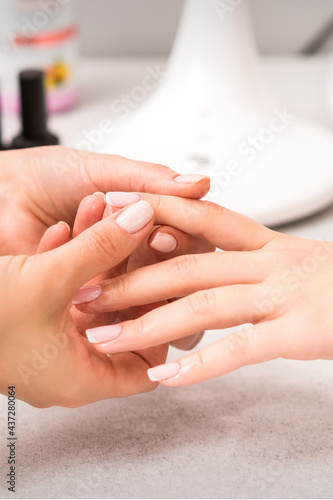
[0,198,167,407]
[78,194,333,386]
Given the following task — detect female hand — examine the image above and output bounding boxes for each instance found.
[40,192,214,349]
[0,198,170,407]
[0,146,209,255]
[76,194,333,386]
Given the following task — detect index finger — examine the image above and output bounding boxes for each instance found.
[138,194,276,251]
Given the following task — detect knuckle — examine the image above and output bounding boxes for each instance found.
[151,193,163,215]
[189,349,205,370]
[224,329,250,356]
[86,228,122,265]
[108,274,128,299]
[200,200,224,222]
[140,163,173,191]
[134,316,146,340]
[149,163,172,176]
[169,254,198,280]
[184,289,217,315]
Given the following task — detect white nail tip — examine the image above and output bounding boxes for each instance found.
[85,330,98,344]
[147,370,159,382]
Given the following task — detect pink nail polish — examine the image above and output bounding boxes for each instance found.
[174,174,210,184]
[147,362,180,382]
[150,232,177,253]
[72,284,102,305]
[115,200,154,233]
[106,192,141,207]
[86,324,122,344]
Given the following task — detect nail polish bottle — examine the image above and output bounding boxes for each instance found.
[10,70,59,149]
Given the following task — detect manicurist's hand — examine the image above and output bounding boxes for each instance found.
[76,195,333,386]
[0,146,209,255]
[42,191,214,349]
[0,199,171,407]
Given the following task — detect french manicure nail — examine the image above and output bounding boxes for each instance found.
[115,200,154,233]
[106,192,141,207]
[174,174,210,184]
[147,362,181,382]
[72,284,102,305]
[150,232,177,253]
[86,324,122,344]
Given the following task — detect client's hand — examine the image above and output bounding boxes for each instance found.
[43,192,214,349]
[0,199,170,407]
[76,195,333,386]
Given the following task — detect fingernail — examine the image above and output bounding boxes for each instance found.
[93,191,106,199]
[150,232,177,253]
[106,192,141,207]
[57,221,70,231]
[147,362,181,382]
[72,284,102,305]
[115,200,154,233]
[86,324,122,344]
[174,174,210,184]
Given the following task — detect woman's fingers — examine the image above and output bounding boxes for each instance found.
[75,251,267,313]
[139,194,276,251]
[148,225,215,258]
[125,226,213,352]
[37,221,70,253]
[29,147,211,222]
[72,192,106,237]
[147,321,281,386]
[79,154,211,199]
[88,343,169,399]
[84,284,262,354]
[37,191,106,253]
[41,199,155,307]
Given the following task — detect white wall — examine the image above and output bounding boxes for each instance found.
[78,0,333,56]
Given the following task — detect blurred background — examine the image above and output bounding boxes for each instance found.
[3,0,333,226]
[78,0,333,56]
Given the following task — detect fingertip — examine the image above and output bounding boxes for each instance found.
[73,192,106,237]
[93,191,106,201]
[173,175,211,199]
[37,221,71,253]
[57,220,70,233]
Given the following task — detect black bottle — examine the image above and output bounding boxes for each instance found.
[10,70,59,149]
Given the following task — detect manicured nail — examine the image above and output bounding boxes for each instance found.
[174,174,210,184]
[147,362,181,382]
[115,200,154,233]
[86,324,122,344]
[72,284,102,305]
[106,192,141,207]
[150,232,177,253]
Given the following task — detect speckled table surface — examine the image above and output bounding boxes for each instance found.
[0,56,333,499]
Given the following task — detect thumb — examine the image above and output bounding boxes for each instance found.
[47,200,154,303]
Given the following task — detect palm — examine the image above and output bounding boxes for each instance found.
[64,314,168,405]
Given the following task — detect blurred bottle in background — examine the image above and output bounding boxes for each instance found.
[0,0,79,113]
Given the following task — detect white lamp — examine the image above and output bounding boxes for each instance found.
[99,0,333,226]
